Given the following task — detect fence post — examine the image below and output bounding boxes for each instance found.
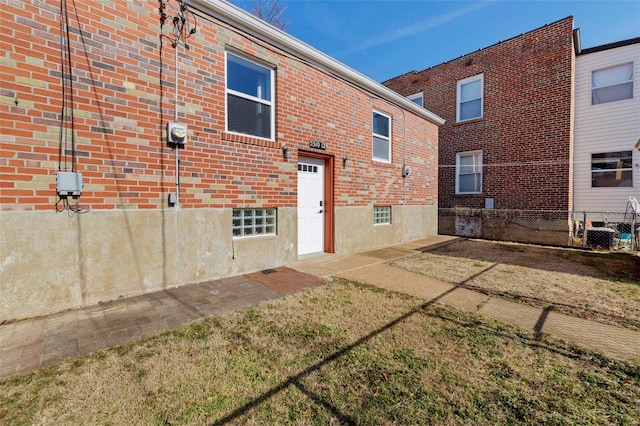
[581,211,587,247]
[633,212,637,253]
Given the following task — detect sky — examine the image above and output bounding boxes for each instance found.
[231,0,640,82]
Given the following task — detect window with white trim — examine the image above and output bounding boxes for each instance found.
[372,111,391,162]
[457,74,483,122]
[374,206,391,225]
[591,62,633,105]
[226,52,274,139]
[456,151,482,194]
[407,92,423,107]
[591,151,633,187]
[232,208,276,237]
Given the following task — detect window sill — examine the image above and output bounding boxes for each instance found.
[454,117,484,126]
[454,193,484,197]
[371,159,394,168]
[590,97,634,107]
[222,131,278,149]
[232,234,277,240]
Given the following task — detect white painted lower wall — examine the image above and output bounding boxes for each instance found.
[0,208,297,322]
[334,205,438,254]
[1,204,438,321]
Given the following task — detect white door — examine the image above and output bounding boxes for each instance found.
[298,157,324,255]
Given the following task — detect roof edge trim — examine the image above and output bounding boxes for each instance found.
[579,36,640,55]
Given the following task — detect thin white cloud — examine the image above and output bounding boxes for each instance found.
[340,1,497,55]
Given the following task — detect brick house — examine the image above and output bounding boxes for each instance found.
[0,0,443,321]
[384,17,575,239]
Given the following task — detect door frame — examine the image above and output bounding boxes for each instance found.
[298,150,334,254]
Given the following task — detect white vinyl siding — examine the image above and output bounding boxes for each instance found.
[573,43,640,212]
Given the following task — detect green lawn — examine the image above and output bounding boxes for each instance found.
[1,280,639,425]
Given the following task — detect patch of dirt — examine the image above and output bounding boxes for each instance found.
[389,239,640,330]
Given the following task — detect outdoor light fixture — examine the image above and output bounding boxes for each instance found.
[282,145,293,161]
[342,156,350,168]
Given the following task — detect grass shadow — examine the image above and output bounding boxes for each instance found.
[425,239,640,285]
[210,285,460,425]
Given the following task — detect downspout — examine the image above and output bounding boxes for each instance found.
[174,43,180,206]
[401,107,407,206]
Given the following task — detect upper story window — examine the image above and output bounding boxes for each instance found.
[372,110,391,163]
[407,92,423,107]
[457,74,483,122]
[591,151,633,187]
[226,52,274,140]
[456,150,482,194]
[592,62,633,105]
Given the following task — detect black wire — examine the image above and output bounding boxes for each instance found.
[58,0,66,172]
[57,0,89,212]
[55,197,65,212]
[166,0,197,47]
[58,0,77,172]
[66,0,77,172]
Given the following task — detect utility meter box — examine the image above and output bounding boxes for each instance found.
[57,171,83,197]
[167,121,187,145]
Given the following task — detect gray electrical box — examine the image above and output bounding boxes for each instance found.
[485,198,495,209]
[57,171,83,197]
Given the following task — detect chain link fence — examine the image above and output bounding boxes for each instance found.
[439,208,639,254]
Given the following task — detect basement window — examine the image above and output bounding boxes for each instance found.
[232,208,277,237]
[374,206,391,225]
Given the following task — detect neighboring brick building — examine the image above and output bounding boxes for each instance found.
[0,0,442,321]
[384,17,575,217]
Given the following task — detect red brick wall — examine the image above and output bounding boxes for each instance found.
[384,17,574,211]
[0,0,438,211]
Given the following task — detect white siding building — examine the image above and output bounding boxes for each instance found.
[573,37,640,212]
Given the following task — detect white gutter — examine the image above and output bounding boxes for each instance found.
[185,0,445,126]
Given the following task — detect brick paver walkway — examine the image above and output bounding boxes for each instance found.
[0,268,322,380]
